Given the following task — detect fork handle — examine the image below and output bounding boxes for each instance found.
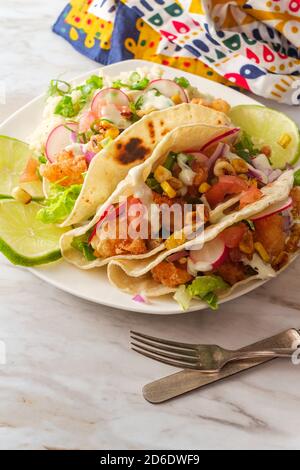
[231,348,298,361]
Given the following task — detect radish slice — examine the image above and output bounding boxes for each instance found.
[188,237,228,272]
[91,88,130,117]
[200,128,240,153]
[147,79,188,103]
[45,122,79,163]
[251,198,293,222]
[79,111,97,133]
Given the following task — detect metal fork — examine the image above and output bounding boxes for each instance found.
[130,331,299,373]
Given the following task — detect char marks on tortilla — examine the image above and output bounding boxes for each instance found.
[116,138,150,165]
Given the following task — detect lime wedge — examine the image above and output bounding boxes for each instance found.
[0,200,68,266]
[0,135,43,199]
[229,105,300,169]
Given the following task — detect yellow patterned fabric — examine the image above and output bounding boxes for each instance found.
[53,0,300,104]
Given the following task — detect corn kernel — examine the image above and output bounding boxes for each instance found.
[165,232,186,250]
[231,158,248,174]
[161,181,177,198]
[254,242,270,263]
[105,127,120,139]
[171,94,182,105]
[100,119,113,129]
[12,187,32,205]
[249,179,258,187]
[278,133,292,149]
[199,182,211,193]
[154,165,172,183]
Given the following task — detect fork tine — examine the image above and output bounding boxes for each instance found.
[131,347,199,370]
[130,330,196,351]
[131,342,198,364]
[130,334,197,357]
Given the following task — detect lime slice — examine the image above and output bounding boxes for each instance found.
[229,105,300,169]
[0,135,43,199]
[0,200,68,266]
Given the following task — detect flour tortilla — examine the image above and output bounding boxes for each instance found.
[61,103,231,227]
[106,171,294,297]
[60,123,232,268]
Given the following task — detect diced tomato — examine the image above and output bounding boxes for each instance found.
[19,158,40,183]
[221,223,247,248]
[239,185,262,209]
[127,196,145,225]
[205,175,248,209]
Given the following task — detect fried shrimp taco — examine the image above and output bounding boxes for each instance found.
[60,120,293,272]
[30,66,232,227]
[107,171,300,310]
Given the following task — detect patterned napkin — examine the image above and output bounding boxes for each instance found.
[53,0,300,104]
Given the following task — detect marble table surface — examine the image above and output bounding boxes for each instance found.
[1,0,300,450]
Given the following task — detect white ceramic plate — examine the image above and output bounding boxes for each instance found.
[0,59,273,314]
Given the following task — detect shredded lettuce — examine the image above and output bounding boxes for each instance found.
[174,275,229,311]
[202,292,219,311]
[173,285,192,311]
[37,184,82,224]
[188,275,229,300]
[71,231,96,261]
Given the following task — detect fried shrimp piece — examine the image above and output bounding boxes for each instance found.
[215,260,247,286]
[254,214,286,260]
[191,97,231,115]
[94,219,148,258]
[95,237,148,258]
[151,261,193,288]
[291,187,300,216]
[41,150,87,186]
[191,160,208,186]
[152,191,185,208]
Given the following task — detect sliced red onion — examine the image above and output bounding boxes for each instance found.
[132,294,148,304]
[268,169,282,183]
[247,166,269,185]
[252,155,272,173]
[207,143,226,172]
[84,150,96,164]
[167,250,189,262]
[200,128,240,152]
[283,215,292,232]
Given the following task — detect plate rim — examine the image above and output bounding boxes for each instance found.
[0,58,274,314]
